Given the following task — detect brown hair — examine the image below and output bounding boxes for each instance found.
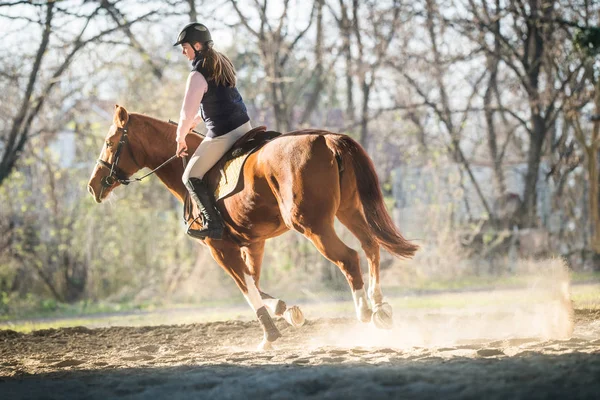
[196,44,237,87]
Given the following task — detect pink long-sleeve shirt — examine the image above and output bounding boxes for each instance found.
[176,71,208,142]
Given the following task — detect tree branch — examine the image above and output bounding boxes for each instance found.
[0,1,54,183]
[229,0,260,38]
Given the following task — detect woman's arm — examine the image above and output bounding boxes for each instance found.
[176,71,208,142]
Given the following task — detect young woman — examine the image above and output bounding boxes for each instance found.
[174,22,251,240]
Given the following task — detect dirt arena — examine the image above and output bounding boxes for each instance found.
[1,282,599,400]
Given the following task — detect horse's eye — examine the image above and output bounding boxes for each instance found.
[106,141,113,148]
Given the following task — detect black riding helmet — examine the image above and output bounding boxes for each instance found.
[173,22,212,47]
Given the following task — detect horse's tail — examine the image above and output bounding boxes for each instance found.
[326,134,419,259]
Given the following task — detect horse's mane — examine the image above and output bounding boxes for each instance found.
[129,113,177,139]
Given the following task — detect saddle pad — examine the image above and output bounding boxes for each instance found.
[213,152,253,201]
[211,128,281,202]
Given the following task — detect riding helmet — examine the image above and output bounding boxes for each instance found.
[173,22,212,46]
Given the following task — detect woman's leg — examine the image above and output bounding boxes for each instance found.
[182,122,252,239]
[182,121,252,182]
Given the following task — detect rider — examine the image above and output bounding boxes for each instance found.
[174,22,251,240]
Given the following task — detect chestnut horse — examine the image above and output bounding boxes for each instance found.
[88,105,418,350]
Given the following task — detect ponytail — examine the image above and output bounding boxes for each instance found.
[198,45,237,87]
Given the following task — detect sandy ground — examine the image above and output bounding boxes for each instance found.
[1,283,599,400]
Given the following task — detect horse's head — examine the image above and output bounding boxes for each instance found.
[87,105,145,203]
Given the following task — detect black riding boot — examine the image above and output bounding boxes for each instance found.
[185,177,224,240]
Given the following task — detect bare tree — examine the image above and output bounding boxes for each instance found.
[0,1,159,187]
[391,0,494,219]
[566,15,600,257]
[328,0,402,148]
[461,0,588,227]
[186,0,198,21]
[480,0,507,196]
[99,0,165,79]
[299,0,325,125]
[230,0,317,131]
[336,0,355,120]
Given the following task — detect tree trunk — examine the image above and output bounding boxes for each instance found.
[300,0,325,125]
[588,147,600,253]
[521,114,545,227]
[187,0,197,21]
[484,0,506,197]
[0,1,54,186]
[519,0,553,228]
[359,80,370,148]
[589,79,600,254]
[339,0,354,120]
[352,0,364,137]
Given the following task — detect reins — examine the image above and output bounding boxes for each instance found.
[119,154,179,185]
[97,119,202,190]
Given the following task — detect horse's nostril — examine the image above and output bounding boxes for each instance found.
[87,184,94,196]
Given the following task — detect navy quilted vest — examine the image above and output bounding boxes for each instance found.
[192,56,250,137]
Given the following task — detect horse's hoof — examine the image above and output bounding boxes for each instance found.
[283,305,305,327]
[258,339,274,351]
[372,302,393,330]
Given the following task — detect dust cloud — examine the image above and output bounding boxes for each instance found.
[304,258,574,349]
[2,258,597,400]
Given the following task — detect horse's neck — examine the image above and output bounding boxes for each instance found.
[154,162,187,203]
[138,115,199,203]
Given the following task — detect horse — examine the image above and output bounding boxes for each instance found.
[87,105,418,350]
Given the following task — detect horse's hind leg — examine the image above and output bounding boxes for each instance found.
[337,207,393,329]
[208,240,282,350]
[301,222,372,323]
[241,242,305,327]
[276,135,370,322]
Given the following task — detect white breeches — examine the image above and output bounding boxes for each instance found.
[181,121,252,183]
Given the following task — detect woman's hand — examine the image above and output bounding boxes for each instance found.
[176,139,188,157]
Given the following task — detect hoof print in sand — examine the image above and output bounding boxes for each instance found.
[477,348,504,357]
[53,359,86,368]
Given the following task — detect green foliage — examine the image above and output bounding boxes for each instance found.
[40,298,57,312]
[575,27,600,57]
[0,292,9,315]
[0,115,197,315]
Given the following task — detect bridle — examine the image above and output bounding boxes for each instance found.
[96,120,178,197]
[97,121,137,189]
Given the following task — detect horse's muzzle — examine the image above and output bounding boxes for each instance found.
[87,184,102,203]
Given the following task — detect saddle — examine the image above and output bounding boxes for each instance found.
[184,126,281,228]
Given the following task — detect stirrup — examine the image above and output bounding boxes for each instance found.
[186,226,224,240]
[186,216,224,240]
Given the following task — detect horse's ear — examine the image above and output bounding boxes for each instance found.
[114,105,129,128]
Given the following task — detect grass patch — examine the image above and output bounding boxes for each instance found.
[0,306,253,334]
[383,271,600,296]
[1,271,598,333]
[0,300,152,323]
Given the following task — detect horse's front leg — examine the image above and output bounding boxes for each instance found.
[260,291,305,328]
[208,239,282,350]
[241,242,305,327]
